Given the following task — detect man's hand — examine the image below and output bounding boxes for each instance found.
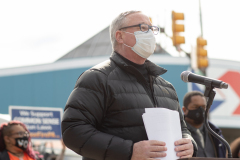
[174,138,193,158]
[131,140,167,160]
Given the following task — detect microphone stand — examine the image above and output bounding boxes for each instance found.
[203,79,232,158]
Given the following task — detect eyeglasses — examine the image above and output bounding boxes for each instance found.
[119,24,159,35]
[10,131,30,137]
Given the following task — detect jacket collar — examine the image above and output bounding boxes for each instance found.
[208,121,221,134]
[185,121,222,135]
[110,52,167,77]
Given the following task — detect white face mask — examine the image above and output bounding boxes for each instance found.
[122,30,156,59]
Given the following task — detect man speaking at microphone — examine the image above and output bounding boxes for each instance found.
[61,10,196,160]
[182,91,226,158]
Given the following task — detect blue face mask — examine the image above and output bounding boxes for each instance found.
[15,136,29,151]
[122,30,156,59]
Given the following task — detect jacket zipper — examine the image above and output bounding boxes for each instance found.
[138,77,156,107]
[146,64,158,108]
[149,75,158,107]
[123,65,157,108]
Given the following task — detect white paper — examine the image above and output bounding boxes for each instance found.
[142,108,182,160]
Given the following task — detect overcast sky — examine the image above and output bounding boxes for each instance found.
[0,0,239,69]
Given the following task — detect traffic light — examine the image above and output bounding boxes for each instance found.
[197,37,208,68]
[172,11,185,46]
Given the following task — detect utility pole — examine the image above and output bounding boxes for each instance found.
[198,0,207,76]
[199,0,203,37]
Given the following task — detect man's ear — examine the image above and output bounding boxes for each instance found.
[115,30,123,44]
[182,106,187,115]
[4,135,10,143]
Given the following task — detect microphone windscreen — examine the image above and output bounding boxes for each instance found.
[180,71,191,82]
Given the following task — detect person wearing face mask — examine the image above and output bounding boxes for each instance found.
[182,91,226,158]
[62,10,197,160]
[0,120,36,160]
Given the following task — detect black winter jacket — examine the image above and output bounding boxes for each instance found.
[0,150,10,160]
[62,52,196,160]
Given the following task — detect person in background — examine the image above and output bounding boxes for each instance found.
[62,10,197,160]
[43,139,66,160]
[230,137,240,158]
[0,120,36,160]
[32,143,44,160]
[182,91,226,158]
[55,139,66,160]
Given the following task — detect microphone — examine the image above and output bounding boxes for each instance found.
[181,71,228,89]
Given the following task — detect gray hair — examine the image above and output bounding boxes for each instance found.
[109,10,141,50]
